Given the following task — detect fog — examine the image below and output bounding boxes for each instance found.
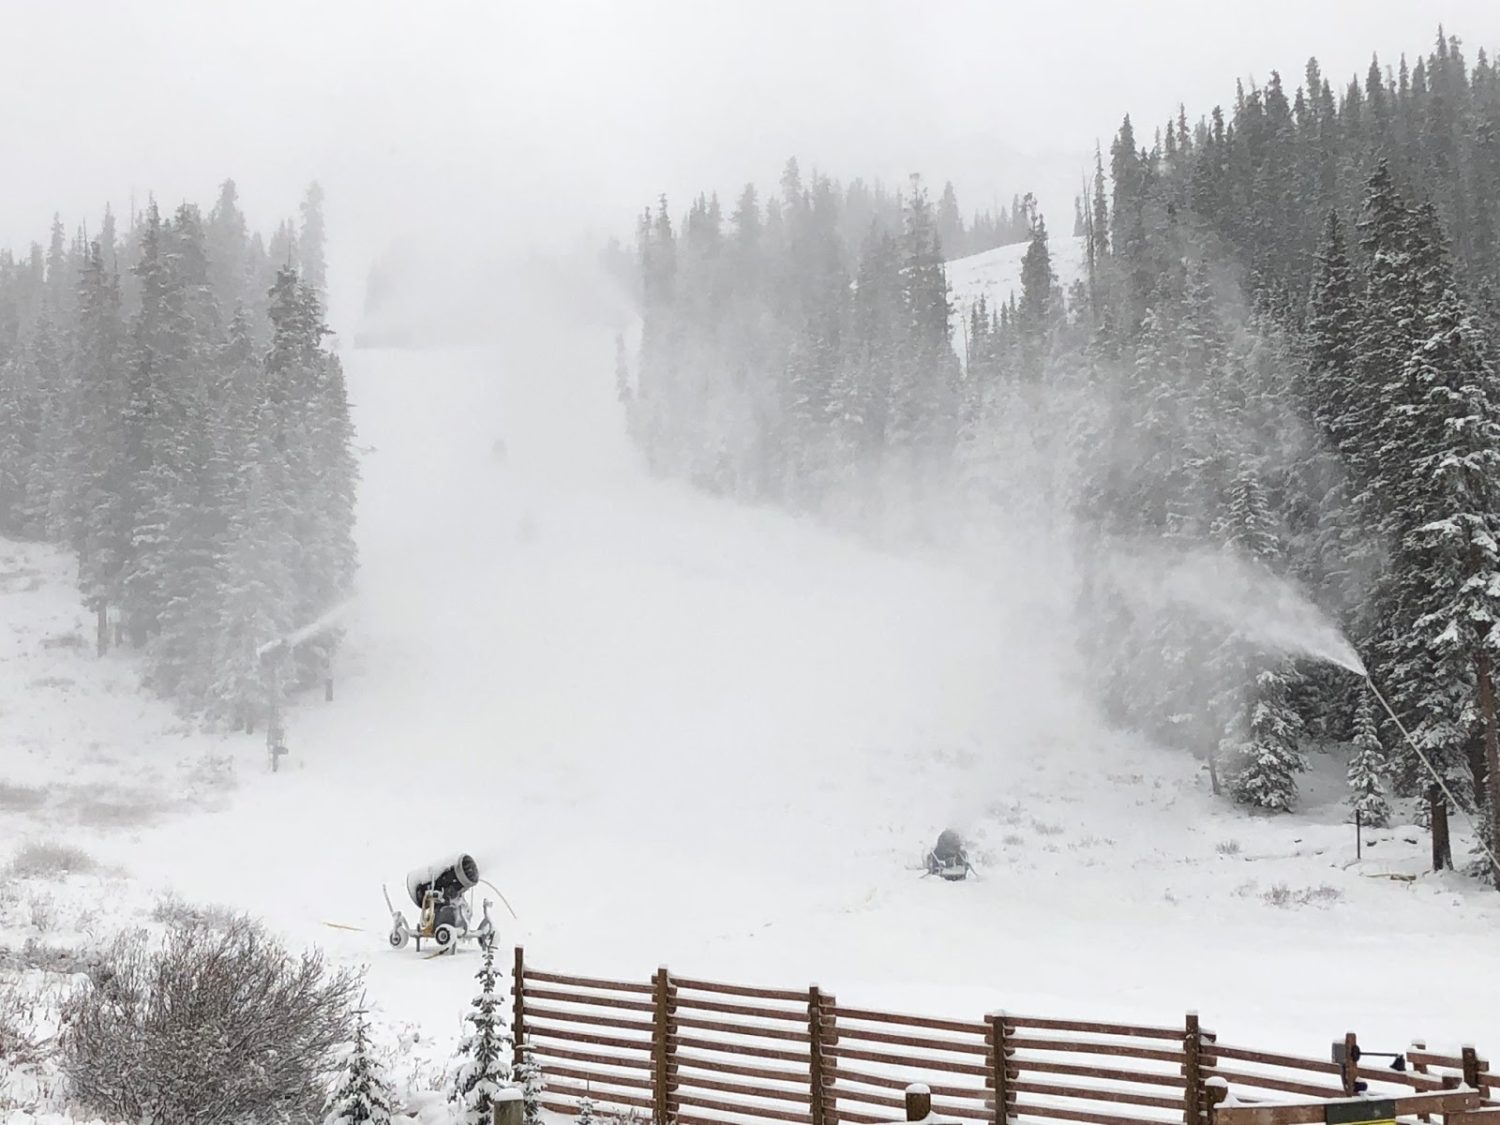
[4,0,1498,336]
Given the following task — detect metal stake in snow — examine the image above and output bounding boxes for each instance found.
[1364,675,1500,880]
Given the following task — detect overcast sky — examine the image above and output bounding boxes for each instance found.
[4,1,1499,330]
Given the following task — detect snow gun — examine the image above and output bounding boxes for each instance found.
[384,852,500,956]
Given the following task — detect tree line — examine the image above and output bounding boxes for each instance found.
[620,28,1500,880]
[0,179,357,729]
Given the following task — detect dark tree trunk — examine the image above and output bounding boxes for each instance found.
[1476,648,1500,888]
[1429,785,1453,872]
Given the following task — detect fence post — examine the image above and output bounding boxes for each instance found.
[493,1087,524,1125]
[905,1084,932,1122]
[987,1012,1011,1125]
[512,947,527,1051]
[1204,1079,1228,1125]
[1184,1012,1203,1125]
[653,966,674,1125]
[810,985,836,1125]
[1411,1041,1431,1123]
[1461,1046,1481,1091]
[1341,1032,1360,1096]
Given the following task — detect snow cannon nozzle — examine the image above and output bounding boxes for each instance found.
[405,853,480,908]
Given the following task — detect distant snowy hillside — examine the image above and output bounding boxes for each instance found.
[946,234,1088,350]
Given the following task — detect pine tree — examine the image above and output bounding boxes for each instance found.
[1016,209,1055,383]
[516,1040,545,1125]
[323,1004,397,1125]
[1218,473,1308,812]
[449,941,515,1125]
[300,181,328,299]
[1226,660,1308,812]
[1348,691,1390,827]
[71,243,129,640]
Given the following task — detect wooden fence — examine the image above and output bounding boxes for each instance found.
[509,948,1496,1125]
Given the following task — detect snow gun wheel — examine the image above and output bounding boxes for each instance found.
[433,923,456,951]
[389,926,410,950]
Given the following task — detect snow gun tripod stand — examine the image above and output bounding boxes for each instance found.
[921,829,976,881]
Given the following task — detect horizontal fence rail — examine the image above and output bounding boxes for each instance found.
[508,949,1495,1125]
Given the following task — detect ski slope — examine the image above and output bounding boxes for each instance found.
[4,254,1500,1120]
[946,234,1090,341]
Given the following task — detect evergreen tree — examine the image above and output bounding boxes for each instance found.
[1348,691,1390,827]
[1016,210,1055,382]
[323,1003,397,1125]
[449,942,515,1125]
[300,181,328,299]
[516,1041,545,1125]
[1219,473,1308,812]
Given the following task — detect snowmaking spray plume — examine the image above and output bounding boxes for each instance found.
[255,599,355,660]
[1105,541,1365,674]
[1104,539,1497,877]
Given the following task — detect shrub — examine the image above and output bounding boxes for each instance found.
[0,978,43,1067]
[9,841,97,878]
[61,915,357,1124]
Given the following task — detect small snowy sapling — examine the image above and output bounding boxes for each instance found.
[449,941,515,1125]
[516,1038,545,1125]
[324,1002,397,1125]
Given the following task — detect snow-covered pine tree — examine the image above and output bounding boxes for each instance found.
[515,1040,545,1125]
[323,1004,396,1125]
[71,241,130,647]
[299,182,328,299]
[577,1093,598,1125]
[449,941,515,1125]
[1226,659,1308,812]
[1347,690,1390,827]
[206,179,250,315]
[1382,216,1500,882]
[1015,207,1056,384]
[1217,472,1308,812]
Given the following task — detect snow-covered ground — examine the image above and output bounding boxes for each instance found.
[3,254,1499,1120]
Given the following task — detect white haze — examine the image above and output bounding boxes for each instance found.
[0,0,1487,839]
[1105,541,1368,676]
[2,0,1498,335]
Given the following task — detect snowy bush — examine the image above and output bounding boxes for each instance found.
[0,976,44,1067]
[8,841,97,878]
[1261,883,1343,908]
[27,893,56,933]
[149,891,238,931]
[61,915,358,1124]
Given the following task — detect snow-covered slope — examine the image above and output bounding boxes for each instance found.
[946,234,1089,335]
[4,260,1499,1119]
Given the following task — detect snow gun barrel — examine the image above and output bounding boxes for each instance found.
[405,853,480,907]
